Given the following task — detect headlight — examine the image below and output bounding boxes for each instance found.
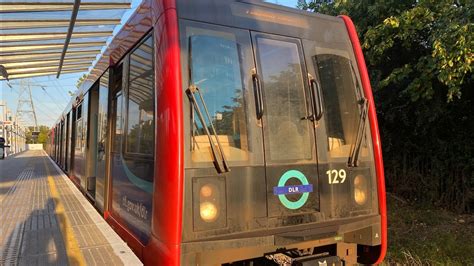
[354,175,368,205]
[199,183,219,222]
[200,201,218,222]
[193,177,227,231]
[200,184,214,198]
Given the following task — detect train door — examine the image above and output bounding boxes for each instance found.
[55,125,59,161]
[107,35,156,242]
[95,70,110,213]
[59,121,64,166]
[108,64,123,213]
[65,112,70,172]
[85,85,99,199]
[68,109,75,174]
[73,96,88,188]
[62,118,67,169]
[250,32,322,217]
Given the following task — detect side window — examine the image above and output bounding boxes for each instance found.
[98,70,109,161]
[187,27,249,163]
[126,36,155,156]
[314,54,366,158]
[76,104,82,120]
[75,104,82,150]
[112,64,123,153]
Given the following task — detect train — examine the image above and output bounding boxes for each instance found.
[47,0,387,264]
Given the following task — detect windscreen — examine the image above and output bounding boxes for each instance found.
[255,36,312,162]
[189,34,250,163]
[315,54,369,160]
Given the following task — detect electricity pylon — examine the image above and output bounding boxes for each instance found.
[16,79,38,131]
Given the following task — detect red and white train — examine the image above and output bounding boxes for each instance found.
[48,0,387,264]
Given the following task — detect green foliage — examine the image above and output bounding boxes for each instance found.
[363,1,473,101]
[304,0,473,101]
[25,125,49,145]
[303,0,473,212]
[76,73,87,89]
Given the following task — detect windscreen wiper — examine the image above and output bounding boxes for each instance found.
[191,120,201,151]
[348,61,369,167]
[348,97,368,167]
[186,85,230,173]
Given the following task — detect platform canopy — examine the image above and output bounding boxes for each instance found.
[0,0,131,80]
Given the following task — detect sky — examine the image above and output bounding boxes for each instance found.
[0,0,299,128]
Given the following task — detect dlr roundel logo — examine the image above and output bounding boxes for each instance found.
[272,170,313,210]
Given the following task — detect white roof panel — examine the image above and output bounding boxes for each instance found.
[0,0,131,80]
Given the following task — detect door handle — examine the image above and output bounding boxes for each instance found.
[252,69,264,120]
[309,77,324,121]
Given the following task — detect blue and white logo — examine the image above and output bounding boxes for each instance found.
[273,170,313,210]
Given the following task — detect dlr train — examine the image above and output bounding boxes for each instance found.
[47,0,387,264]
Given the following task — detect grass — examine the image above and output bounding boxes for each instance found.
[383,193,474,265]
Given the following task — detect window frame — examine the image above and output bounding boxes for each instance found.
[75,101,84,151]
[76,103,82,120]
[252,33,314,164]
[123,32,155,159]
[180,19,269,169]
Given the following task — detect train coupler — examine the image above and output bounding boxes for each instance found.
[264,249,342,266]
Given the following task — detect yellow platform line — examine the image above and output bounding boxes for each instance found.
[43,158,86,266]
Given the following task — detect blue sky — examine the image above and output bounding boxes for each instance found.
[0,0,299,128]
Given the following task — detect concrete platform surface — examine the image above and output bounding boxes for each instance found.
[0,150,142,266]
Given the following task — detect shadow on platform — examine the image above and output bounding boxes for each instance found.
[2,199,79,265]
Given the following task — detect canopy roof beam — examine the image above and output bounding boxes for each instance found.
[57,0,81,78]
[0,50,102,63]
[0,19,120,30]
[0,0,130,80]
[0,42,104,54]
[0,2,131,13]
[8,64,91,75]
[4,69,90,80]
[3,57,97,69]
[0,31,113,43]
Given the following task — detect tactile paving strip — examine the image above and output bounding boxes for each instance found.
[0,167,34,265]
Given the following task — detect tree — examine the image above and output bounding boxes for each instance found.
[303,0,472,100]
[302,0,473,212]
[26,125,50,146]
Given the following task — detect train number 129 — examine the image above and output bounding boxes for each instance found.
[326,169,347,184]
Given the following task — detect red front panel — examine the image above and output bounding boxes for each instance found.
[339,15,387,264]
[145,0,184,265]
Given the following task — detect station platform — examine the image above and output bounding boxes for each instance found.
[0,150,142,266]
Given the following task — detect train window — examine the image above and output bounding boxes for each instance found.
[98,70,109,161]
[113,93,123,153]
[315,54,368,158]
[188,28,249,163]
[76,104,82,120]
[112,64,123,153]
[75,123,82,150]
[255,37,312,161]
[75,103,83,150]
[126,35,154,156]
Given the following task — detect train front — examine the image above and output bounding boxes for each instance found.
[178,0,386,264]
